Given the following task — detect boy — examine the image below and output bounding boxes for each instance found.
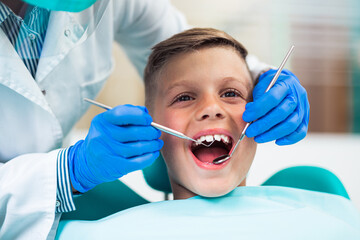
[144,28,257,199]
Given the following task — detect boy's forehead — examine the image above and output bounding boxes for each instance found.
[158,47,253,92]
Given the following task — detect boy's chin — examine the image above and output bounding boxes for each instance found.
[195,186,236,198]
[193,177,246,198]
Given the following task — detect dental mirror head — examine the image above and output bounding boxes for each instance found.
[212,155,230,165]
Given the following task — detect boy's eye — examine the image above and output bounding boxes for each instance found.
[220,89,242,98]
[172,93,195,104]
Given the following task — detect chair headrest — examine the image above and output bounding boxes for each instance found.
[142,154,172,193]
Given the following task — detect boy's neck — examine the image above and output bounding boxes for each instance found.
[172,178,247,200]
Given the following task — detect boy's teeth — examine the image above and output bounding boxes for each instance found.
[214,134,221,141]
[205,135,214,142]
[194,134,230,144]
[221,135,229,143]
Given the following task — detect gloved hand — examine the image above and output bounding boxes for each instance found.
[242,69,310,145]
[68,105,163,193]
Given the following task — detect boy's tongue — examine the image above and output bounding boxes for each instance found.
[194,147,228,163]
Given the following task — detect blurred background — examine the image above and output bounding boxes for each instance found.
[65,0,360,210]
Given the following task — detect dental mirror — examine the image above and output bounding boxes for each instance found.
[213,45,295,165]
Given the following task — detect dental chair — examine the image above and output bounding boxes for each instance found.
[60,155,349,221]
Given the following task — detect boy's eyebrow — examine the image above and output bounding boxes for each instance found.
[221,77,252,91]
[164,80,198,93]
[164,76,252,94]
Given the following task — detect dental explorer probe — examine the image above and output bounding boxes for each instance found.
[213,45,295,165]
[83,98,215,147]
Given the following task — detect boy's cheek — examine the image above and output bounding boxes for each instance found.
[160,134,182,157]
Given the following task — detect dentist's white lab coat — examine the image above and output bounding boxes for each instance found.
[0,1,267,239]
[0,1,188,239]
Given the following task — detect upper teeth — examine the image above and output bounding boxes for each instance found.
[195,134,230,146]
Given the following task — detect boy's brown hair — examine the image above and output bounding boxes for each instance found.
[144,28,249,110]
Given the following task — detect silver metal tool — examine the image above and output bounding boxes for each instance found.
[83,98,215,147]
[213,45,295,164]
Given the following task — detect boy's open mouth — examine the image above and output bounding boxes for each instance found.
[190,134,233,164]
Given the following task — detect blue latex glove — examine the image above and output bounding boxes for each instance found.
[242,69,310,145]
[68,105,163,193]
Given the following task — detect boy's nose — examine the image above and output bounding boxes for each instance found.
[195,97,225,121]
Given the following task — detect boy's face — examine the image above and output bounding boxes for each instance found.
[151,47,257,199]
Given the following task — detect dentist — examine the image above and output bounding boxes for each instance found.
[0,0,309,239]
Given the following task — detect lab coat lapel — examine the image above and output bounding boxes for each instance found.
[36,1,110,83]
[35,11,86,83]
[0,30,52,113]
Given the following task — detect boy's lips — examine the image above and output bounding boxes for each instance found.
[188,129,234,169]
